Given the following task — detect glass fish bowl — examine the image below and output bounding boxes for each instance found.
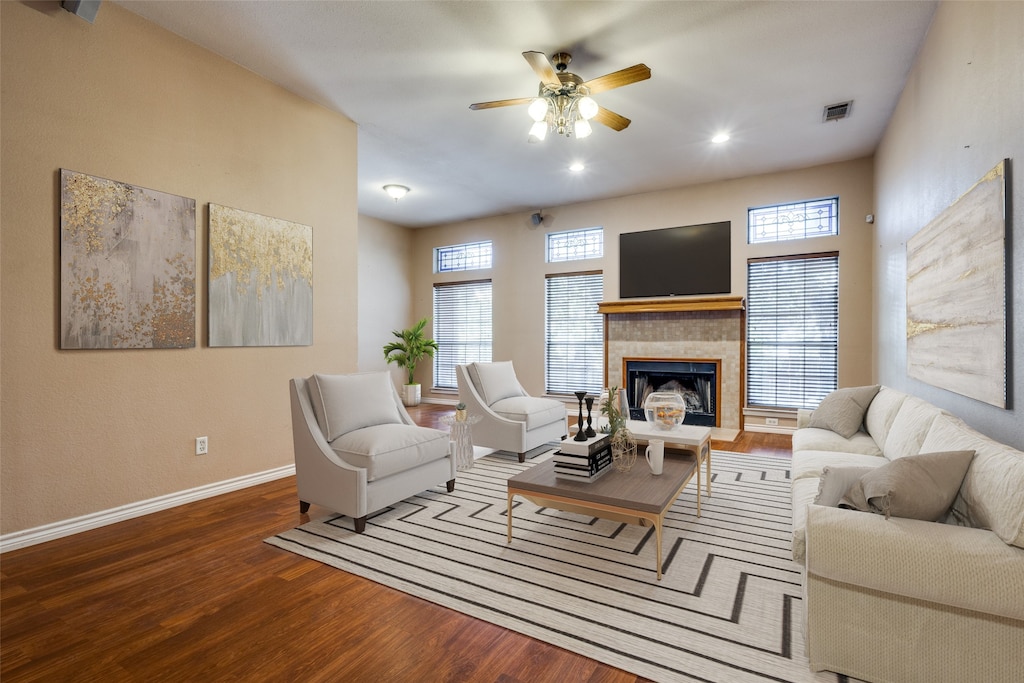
[643,391,687,430]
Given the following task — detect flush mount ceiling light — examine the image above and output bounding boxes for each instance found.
[711,132,730,144]
[470,51,651,142]
[569,162,585,172]
[383,184,410,201]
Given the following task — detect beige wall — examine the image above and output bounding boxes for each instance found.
[358,214,414,384]
[0,3,358,535]
[875,1,1023,450]
[412,157,875,401]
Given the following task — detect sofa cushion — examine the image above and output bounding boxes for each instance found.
[469,361,524,406]
[491,395,565,430]
[882,395,947,460]
[863,386,908,446]
[331,423,449,482]
[839,450,975,521]
[922,415,1024,548]
[792,428,882,458]
[806,385,880,439]
[310,372,402,441]
[792,450,887,481]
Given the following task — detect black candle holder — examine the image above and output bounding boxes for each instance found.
[585,396,596,437]
[573,391,588,441]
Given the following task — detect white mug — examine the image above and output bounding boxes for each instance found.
[645,439,665,475]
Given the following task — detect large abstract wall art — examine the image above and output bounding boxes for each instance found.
[208,204,313,347]
[906,160,1007,408]
[60,169,196,349]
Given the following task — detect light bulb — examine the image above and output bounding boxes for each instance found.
[528,98,548,122]
[528,120,548,142]
[578,96,598,120]
[574,118,592,139]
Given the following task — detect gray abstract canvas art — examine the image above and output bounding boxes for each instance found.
[208,204,312,347]
[60,169,196,349]
[906,160,1007,407]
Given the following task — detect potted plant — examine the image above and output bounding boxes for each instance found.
[599,386,636,471]
[383,317,439,406]
[455,402,468,422]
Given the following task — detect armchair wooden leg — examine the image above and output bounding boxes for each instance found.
[446,478,455,493]
[354,516,367,533]
[518,452,526,463]
[299,501,311,514]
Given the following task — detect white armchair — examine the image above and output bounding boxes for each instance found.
[290,371,455,532]
[456,361,567,462]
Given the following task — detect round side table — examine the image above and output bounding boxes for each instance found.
[440,413,482,471]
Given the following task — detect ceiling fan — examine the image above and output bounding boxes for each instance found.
[469,51,651,141]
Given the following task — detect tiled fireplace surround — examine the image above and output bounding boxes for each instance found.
[599,297,745,431]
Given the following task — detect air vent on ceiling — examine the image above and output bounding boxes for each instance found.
[823,101,852,122]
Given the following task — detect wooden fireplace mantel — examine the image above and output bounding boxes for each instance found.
[598,296,745,315]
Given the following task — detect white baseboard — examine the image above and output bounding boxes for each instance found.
[744,424,796,435]
[0,464,296,554]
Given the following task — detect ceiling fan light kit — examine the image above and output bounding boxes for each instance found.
[471,51,651,142]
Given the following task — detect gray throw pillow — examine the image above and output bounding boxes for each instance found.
[806,385,881,439]
[839,450,976,521]
[814,466,876,507]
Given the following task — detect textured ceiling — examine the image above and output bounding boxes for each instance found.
[116,0,938,227]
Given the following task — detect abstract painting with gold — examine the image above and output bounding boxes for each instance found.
[208,204,312,346]
[60,169,196,349]
[906,160,1007,408]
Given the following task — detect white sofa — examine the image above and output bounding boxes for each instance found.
[791,385,1024,683]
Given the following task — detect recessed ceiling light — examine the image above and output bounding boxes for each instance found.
[569,162,585,172]
[711,133,730,144]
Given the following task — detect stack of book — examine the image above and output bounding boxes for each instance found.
[553,433,612,482]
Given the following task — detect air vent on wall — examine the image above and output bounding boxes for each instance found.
[823,101,852,122]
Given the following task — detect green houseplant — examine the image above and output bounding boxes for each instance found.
[383,317,439,406]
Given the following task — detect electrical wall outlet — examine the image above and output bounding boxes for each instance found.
[765,417,779,426]
[195,436,208,455]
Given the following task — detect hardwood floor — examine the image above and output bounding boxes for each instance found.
[1,404,791,682]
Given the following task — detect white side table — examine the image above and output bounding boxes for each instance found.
[440,414,482,471]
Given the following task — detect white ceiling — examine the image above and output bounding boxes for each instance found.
[115,0,938,228]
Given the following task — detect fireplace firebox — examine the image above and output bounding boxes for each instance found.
[624,359,719,427]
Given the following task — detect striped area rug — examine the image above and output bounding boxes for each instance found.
[266,451,855,683]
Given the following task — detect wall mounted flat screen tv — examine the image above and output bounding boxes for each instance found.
[619,221,731,298]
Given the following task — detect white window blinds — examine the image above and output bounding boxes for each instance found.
[433,280,492,390]
[545,272,604,395]
[747,253,838,409]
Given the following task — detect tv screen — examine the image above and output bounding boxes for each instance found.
[619,221,731,298]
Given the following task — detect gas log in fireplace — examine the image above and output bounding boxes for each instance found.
[624,358,720,427]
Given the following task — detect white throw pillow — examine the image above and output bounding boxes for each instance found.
[471,361,524,406]
[309,372,402,442]
[468,362,524,405]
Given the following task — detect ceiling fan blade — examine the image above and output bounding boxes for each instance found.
[469,97,535,111]
[593,107,631,131]
[582,64,651,95]
[522,51,561,88]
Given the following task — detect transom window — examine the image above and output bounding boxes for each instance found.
[748,197,839,244]
[432,280,492,390]
[546,227,604,262]
[435,240,492,273]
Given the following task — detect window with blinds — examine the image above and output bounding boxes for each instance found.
[545,272,604,395]
[432,280,492,390]
[747,253,838,410]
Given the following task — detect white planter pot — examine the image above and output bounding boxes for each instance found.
[402,383,421,407]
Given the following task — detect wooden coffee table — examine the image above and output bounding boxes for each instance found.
[506,448,699,580]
